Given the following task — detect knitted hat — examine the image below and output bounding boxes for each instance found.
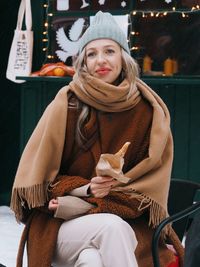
[79,11,130,54]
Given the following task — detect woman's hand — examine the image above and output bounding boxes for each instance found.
[89,176,117,198]
[48,198,58,211]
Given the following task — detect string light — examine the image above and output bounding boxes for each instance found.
[131,31,139,35]
[130,6,200,52]
[132,5,200,18]
[42,1,51,60]
[47,55,54,59]
[41,2,200,62]
[130,46,140,51]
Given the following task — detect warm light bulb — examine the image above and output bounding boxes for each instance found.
[131,46,139,50]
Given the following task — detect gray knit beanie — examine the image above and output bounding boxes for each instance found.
[79,11,130,54]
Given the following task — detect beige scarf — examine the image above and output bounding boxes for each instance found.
[11,72,173,227]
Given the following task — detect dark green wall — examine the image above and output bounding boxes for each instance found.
[0,0,46,205]
[0,0,21,205]
[146,80,200,183]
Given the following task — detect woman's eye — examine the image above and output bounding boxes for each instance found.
[86,52,96,58]
[106,49,115,54]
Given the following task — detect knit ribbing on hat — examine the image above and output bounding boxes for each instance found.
[78,11,130,54]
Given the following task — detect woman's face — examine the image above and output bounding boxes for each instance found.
[85,39,122,84]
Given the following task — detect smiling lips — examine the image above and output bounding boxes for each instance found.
[96,67,111,75]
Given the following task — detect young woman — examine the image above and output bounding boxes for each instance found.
[11,11,184,267]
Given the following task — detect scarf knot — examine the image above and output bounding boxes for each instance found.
[69,72,141,112]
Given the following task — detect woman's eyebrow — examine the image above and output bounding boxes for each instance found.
[87,45,116,51]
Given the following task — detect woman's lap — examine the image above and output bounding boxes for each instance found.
[53,213,137,267]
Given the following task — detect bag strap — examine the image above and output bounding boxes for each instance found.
[16,0,32,31]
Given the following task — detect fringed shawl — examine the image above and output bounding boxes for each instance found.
[11,73,173,229]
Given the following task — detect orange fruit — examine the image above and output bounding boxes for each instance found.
[53,67,66,76]
[46,70,55,76]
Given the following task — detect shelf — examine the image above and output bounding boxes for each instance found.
[142,76,200,85]
[16,76,72,82]
[17,75,200,85]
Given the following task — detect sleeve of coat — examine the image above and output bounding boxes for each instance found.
[54,195,94,220]
[49,175,90,199]
[84,191,146,220]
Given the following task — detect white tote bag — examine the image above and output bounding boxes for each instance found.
[6,0,33,83]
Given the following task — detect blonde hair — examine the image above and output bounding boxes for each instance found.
[73,47,140,146]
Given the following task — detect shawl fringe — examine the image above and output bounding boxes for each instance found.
[10,182,49,222]
[124,190,170,236]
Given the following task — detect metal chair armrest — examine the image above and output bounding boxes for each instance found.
[152,201,200,267]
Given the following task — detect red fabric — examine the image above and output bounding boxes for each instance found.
[167,255,179,267]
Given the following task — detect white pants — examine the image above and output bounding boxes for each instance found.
[52,213,138,267]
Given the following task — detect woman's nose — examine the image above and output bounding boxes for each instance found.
[97,52,106,63]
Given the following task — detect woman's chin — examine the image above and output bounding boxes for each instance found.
[94,75,115,84]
